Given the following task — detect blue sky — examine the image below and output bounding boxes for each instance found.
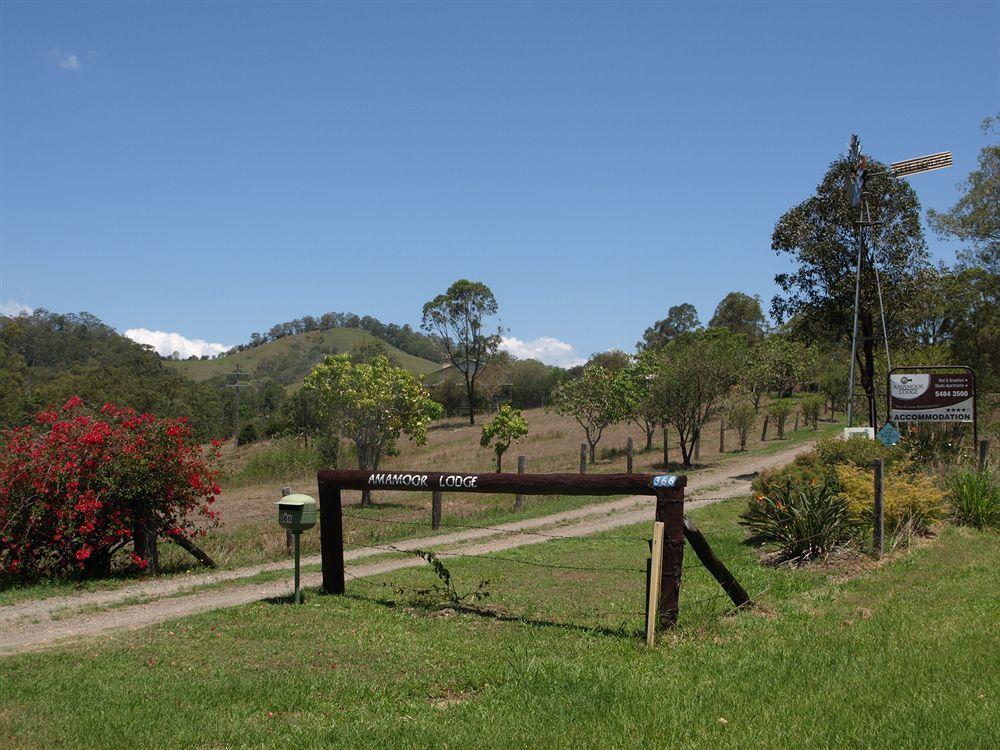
[1,1,997,366]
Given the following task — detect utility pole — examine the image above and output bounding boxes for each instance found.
[226,364,250,452]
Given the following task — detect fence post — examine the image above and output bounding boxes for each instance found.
[694,429,701,462]
[515,455,526,510]
[654,487,685,629]
[282,486,293,555]
[432,490,442,530]
[645,521,665,647]
[580,443,587,474]
[319,480,345,595]
[980,440,989,471]
[626,437,634,474]
[794,414,799,432]
[662,427,669,467]
[719,419,725,454]
[873,459,884,559]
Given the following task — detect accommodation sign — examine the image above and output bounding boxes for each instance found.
[889,373,974,423]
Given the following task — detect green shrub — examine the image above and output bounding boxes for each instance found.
[739,475,856,561]
[315,433,341,468]
[905,426,964,466]
[947,470,1000,529]
[752,450,831,497]
[816,434,908,469]
[238,422,260,445]
[800,394,823,430]
[727,399,756,450]
[226,438,322,484]
[767,399,794,438]
[836,463,947,533]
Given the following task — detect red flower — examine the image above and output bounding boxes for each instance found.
[62,395,84,411]
[75,546,92,562]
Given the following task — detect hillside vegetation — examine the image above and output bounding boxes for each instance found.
[168,327,440,385]
[0,311,227,439]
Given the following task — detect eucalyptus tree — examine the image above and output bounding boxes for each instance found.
[772,154,927,425]
[421,280,503,425]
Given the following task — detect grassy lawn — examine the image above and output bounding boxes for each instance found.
[1,499,996,749]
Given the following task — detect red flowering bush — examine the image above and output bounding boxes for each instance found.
[0,396,221,580]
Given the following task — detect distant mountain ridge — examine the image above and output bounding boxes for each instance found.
[226,311,442,363]
[168,327,440,386]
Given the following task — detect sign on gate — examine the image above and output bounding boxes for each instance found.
[888,371,974,424]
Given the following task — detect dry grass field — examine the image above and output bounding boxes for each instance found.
[201,403,845,568]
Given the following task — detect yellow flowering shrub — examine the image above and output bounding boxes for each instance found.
[835,462,947,532]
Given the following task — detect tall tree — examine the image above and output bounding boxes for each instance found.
[927,115,999,274]
[772,154,927,427]
[421,280,503,425]
[709,292,767,340]
[304,354,442,506]
[638,303,701,350]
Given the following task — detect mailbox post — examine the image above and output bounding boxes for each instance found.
[276,493,318,604]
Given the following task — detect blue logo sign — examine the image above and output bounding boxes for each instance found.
[877,422,902,447]
[652,475,678,488]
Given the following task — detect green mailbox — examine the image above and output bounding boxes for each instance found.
[276,494,318,532]
[275,493,317,605]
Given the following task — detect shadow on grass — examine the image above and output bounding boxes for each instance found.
[263,592,308,606]
[346,500,412,511]
[341,590,639,639]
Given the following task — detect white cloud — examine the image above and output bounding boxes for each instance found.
[124,328,231,359]
[48,48,84,71]
[0,300,33,317]
[500,336,586,368]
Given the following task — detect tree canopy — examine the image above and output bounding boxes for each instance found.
[638,303,701,350]
[709,292,767,340]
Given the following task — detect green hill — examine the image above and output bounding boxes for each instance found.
[168,328,441,386]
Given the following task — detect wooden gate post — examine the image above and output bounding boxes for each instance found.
[319,480,345,594]
[694,430,701,462]
[654,487,685,628]
[662,427,669,467]
[432,490,443,530]
[580,443,587,474]
[626,437,634,474]
[515,455,526,510]
[719,419,725,454]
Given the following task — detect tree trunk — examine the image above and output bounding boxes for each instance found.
[680,438,692,468]
[589,441,596,464]
[860,310,878,428]
[465,376,476,425]
[645,424,654,451]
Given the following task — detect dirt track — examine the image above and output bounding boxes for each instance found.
[0,441,814,656]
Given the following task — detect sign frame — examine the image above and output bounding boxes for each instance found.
[886,365,977,446]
